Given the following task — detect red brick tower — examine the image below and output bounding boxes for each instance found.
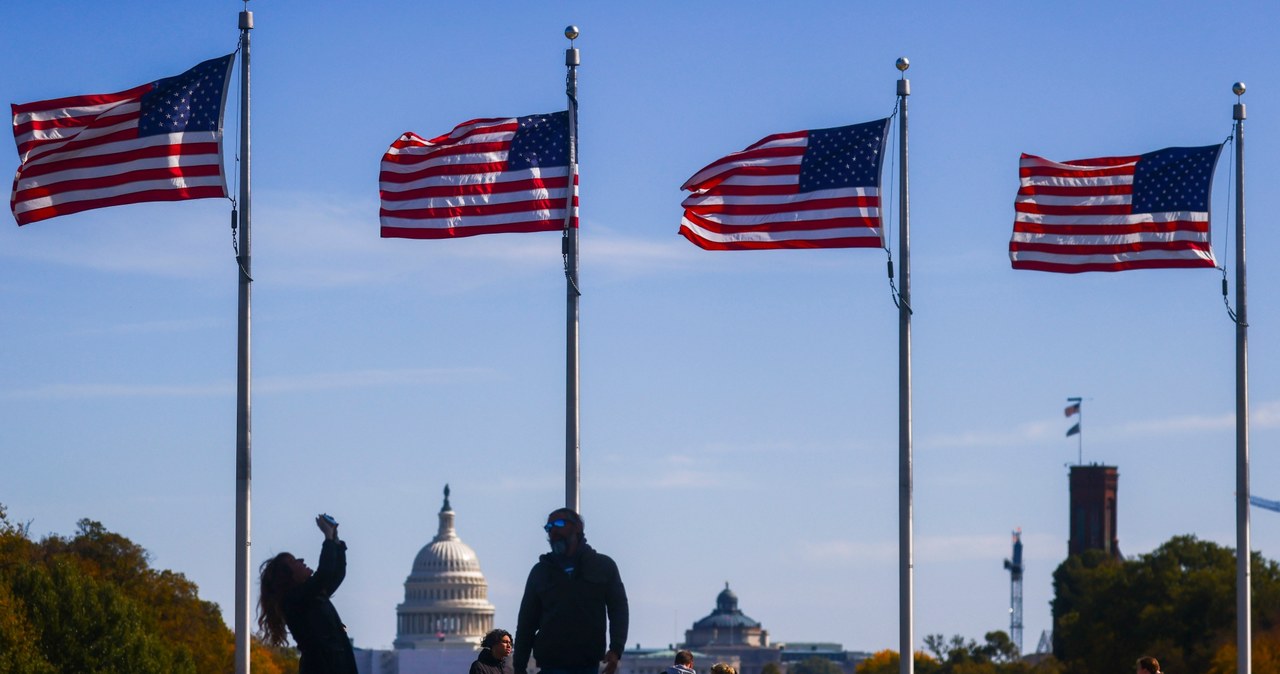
[1068,464,1121,559]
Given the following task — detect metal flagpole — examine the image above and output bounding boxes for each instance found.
[895,57,914,674]
[1232,80,1250,674]
[564,26,581,512]
[233,6,254,674]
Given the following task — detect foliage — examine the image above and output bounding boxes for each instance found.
[856,633,1065,674]
[1052,535,1280,674]
[856,649,940,674]
[763,662,783,674]
[792,656,846,674]
[0,505,298,673]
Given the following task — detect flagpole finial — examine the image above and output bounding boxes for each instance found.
[896,57,910,72]
[1233,81,1246,97]
[565,25,580,42]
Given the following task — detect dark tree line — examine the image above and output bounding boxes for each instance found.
[857,535,1280,674]
[0,505,298,673]
[1053,535,1280,674]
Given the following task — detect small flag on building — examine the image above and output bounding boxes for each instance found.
[11,54,235,225]
[679,118,890,250]
[1010,145,1223,273]
[379,112,577,239]
[1064,402,1080,417]
[1066,422,1081,437]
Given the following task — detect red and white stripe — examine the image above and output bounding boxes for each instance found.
[1009,153,1216,273]
[11,86,226,225]
[379,117,576,239]
[679,130,881,251]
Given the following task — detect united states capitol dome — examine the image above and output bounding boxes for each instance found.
[394,485,495,649]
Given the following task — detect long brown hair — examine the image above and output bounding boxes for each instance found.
[258,552,299,647]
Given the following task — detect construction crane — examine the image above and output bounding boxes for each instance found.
[1002,529,1024,654]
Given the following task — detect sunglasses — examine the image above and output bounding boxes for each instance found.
[544,518,573,533]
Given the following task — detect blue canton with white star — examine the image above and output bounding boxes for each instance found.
[798,118,890,193]
[138,54,233,137]
[1131,145,1222,213]
[507,111,570,170]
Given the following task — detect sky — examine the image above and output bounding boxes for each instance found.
[3,0,1280,658]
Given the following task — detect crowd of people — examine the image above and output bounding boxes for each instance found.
[254,508,1165,674]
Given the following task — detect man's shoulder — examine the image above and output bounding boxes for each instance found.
[580,546,622,579]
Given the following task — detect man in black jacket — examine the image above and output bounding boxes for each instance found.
[514,508,628,674]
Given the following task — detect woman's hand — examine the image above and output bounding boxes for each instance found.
[315,514,339,541]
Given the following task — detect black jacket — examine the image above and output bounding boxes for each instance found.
[514,543,628,673]
[471,649,515,674]
[284,539,358,674]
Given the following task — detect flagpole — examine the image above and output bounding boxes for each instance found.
[564,26,581,512]
[233,6,254,674]
[895,57,914,674]
[1232,80,1251,674]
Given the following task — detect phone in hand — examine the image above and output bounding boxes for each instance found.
[320,513,338,527]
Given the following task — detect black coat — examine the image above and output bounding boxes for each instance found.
[513,543,628,673]
[471,649,515,674]
[284,539,358,674]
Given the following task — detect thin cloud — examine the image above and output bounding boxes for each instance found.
[922,420,1058,450]
[802,531,1061,564]
[2,367,494,401]
[925,400,1280,451]
[1115,400,1280,434]
[75,317,224,336]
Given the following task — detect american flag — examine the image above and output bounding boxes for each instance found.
[1010,145,1223,273]
[679,118,890,250]
[10,54,234,226]
[379,111,577,239]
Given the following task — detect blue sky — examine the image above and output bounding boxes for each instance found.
[3,0,1280,656]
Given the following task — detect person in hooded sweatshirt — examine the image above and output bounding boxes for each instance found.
[667,650,696,674]
[514,508,629,674]
[472,629,515,674]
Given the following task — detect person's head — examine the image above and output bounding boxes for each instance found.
[675,650,694,667]
[483,629,513,660]
[257,552,312,646]
[710,663,735,674]
[1136,657,1160,674]
[545,508,585,557]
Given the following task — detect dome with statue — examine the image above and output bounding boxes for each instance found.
[394,485,495,649]
[684,582,768,648]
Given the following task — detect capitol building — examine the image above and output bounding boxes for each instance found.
[356,486,496,674]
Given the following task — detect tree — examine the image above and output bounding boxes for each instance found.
[855,649,940,674]
[8,558,195,673]
[0,505,298,674]
[793,656,844,674]
[1052,535,1280,674]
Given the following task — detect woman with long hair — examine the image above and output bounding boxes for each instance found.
[258,515,357,674]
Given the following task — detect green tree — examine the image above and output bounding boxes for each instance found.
[9,558,194,673]
[762,662,783,674]
[1052,535,1280,674]
[0,505,298,674]
[855,649,940,674]
[792,656,844,674]
[922,633,1029,674]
